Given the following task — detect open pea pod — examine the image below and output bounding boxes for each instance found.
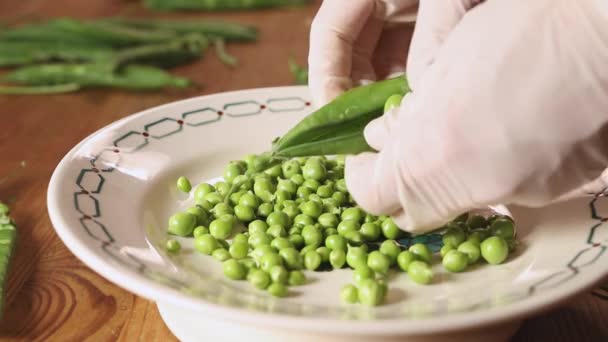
[272,75,410,157]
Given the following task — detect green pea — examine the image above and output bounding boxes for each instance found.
[229,190,246,206]
[331,192,347,206]
[302,225,323,247]
[186,206,209,226]
[239,257,256,270]
[343,230,364,245]
[384,93,403,112]
[166,239,181,253]
[467,214,487,229]
[340,284,359,304]
[195,234,218,255]
[288,234,305,248]
[249,232,272,248]
[440,244,455,258]
[307,194,323,204]
[267,211,289,228]
[300,201,322,218]
[232,175,252,191]
[367,251,390,274]
[324,228,339,237]
[215,181,230,197]
[304,250,322,270]
[203,192,223,206]
[239,192,259,208]
[212,248,231,261]
[341,208,363,223]
[269,265,289,284]
[360,222,381,241]
[288,270,306,286]
[325,234,347,251]
[282,205,300,221]
[397,251,416,272]
[358,279,385,306]
[233,233,248,244]
[209,218,234,240]
[279,247,303,270]
[281,160,302,178]
[442,250,469,272]
[267,283,288,297]
[329,249,346,269]
[466,231,487,245]
[322,198,341,215]
[193,226,209,238]
[271,237,292,251]
[316,213,337,228]
[480,236,509,265]
[229,241,249,259]
[379,240,401,265]
[443,226,466,247]
[177,176,192,193]
[296,186,313,199]
[223,259,247,280]
[409,243,432,263]
[217,238,230,250]
[257,203,274,217]
[364,214,376,223]
[299,245,316,256]
[289,173,305,186]
[490,219,515,240]
[251,244,277,261]
[316,184,333,198]
[248,220,268,234]
[381,218,400,239]
[197,199,214,211]
[247,269,271,289]
[277,179,297,194]
[346,246,368,269]
[213,203,234,217]
[337,220,360,236]
[275,190,292,204]
[224,162,245,184]
[264,164,283,178]
[194,183,215,202]
[254,178,275,198]
[302,179,320,191]
[233,204,255,222]
[457,241,481,264]
[335,179,347,192]
[260,252,283,272]
[168,212,196,237]
[407,261,433,285]
[302,161,326,181]
[316,246,331,263]
[267,224,287,238]
[290,214,311,228]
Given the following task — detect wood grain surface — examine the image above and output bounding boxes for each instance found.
[0,1,606,341]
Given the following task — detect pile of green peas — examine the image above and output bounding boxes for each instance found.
[166,155,516,306]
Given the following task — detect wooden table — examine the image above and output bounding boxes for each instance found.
[0,1,606,341]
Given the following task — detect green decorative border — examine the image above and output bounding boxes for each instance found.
[70,94,607,319]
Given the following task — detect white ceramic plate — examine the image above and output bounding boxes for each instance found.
[47,86,608,341]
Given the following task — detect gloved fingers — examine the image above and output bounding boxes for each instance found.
[406,0,482,91]
[345,150,402,216]
[363,93,412,151]
[350,5,385,85]
[308,0,377,106]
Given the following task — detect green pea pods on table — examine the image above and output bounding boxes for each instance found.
[0,42,115,67]
[98,17,258,42]
[144,0,310,11]
[272,75,410,157]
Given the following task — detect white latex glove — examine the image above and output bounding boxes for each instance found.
[345,0,608,233]
[308,0,418,106]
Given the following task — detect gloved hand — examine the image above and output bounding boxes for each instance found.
[344,0,608,233]
[308,0,418,106]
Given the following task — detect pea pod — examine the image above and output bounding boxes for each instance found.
[98,17,258,42]
[3,64,190,92]
[0,202,17,319]
[0,18,176,47]
[144,0,309,11]
[0,42,114,67]
[272,75,409,157]
[289,58,308,85]
[113,34,208,68]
